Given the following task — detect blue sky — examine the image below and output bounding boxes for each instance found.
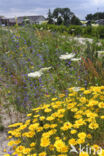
[0,0,104,19]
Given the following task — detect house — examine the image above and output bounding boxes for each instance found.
[0,16,4,25]
[8,18,17,26]
[95,19,104,25]
[17,15,46,24]
[8,15,46,26]
[0,15,46,26]
[80,20,91,26]
[0,16,9,26]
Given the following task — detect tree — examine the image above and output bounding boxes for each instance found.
[86,12,104,20]
[61,8,74,25]
[57,16,63,25]
[86,14,93,20]
[71,15,81,25]
[52,8,74,26]
[47,9,54,24]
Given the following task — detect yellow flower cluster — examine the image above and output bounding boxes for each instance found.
[5,86,104,156]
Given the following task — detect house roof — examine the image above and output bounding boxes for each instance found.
[95,19,104,24]
[8,15,46,24]
[17,15,46,23]
[9,18,16,23]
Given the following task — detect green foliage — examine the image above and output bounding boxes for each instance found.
[33,24,104,39]
[1,25,104,113]
[86,12,104,20]
[52,8,74,25]
[70,15,81,25]
[47,9,54,24]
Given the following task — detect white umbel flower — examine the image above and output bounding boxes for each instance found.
[40,67,52,72]
[97,51,104,58]
[59,53,75,60]
[71,58,81,61]
[72,87,81,92]
[28,71,43,78]
[27,67,51,78]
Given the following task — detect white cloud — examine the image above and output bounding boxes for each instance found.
[0,8,48,18]
[93,0,104,5]
[0,0,104,19]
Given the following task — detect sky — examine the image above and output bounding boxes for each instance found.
[0,0,104,19]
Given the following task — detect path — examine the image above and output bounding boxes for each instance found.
[0,94,25,155]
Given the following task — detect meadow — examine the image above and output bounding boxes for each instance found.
[1,25,104,156]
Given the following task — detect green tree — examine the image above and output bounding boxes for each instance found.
[52,8,74,26]
[47,9,53,24]
[86,12,104,20]
[71,15,81,25]
[61,8,74,25]
[57,16,63,25]
[86,14,93,20]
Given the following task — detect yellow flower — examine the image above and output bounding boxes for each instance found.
[74,119,86,127]
[101,116,104,119]
[74,114,82,119]
[8,123,22,128]
[49,144,54,151]
[40,137,50,147]
[27,113,32,117]
[89,122,99,129]
[7,136,12,139]
[30,142,36,147]
[3,149,7,152]
[39,116,45,121]
[98,149,104,156]
[57,154,67,156]
[87,134,92,139]
[68,138,77,145]
[70,129,77,134]
[22,131,35,138]
[50,124,57,128]
[46,116,55,121]
[91,144,100,152]
[44,108,52,113]
[83,90,91,94]
[98,102,104,108]
[16,145,25,153]
[54,139,68,153]
[55,137,60,140]
[23,148,31,154]
[39,152,47,156]
[14,139,21,145]
[87,100,98,107]
[8,140,15,146]
[79,151,89,156]
[77,138,85,144]
[32,154,37,156]
[78,132,86,139]
[59,94,65,98]
[28,123,39,131]
[71,108,78,112]
[61,122,72,131]
[51,98,57,101]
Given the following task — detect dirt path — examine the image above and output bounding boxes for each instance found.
[0,97,25,155]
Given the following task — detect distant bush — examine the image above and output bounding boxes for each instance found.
[33,24,104,39]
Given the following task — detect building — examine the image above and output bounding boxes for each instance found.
[95,19,104,25]
[0,16,9,26]
[0,15,46,26]
[8,15,46,26]
[80,20,91,26]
